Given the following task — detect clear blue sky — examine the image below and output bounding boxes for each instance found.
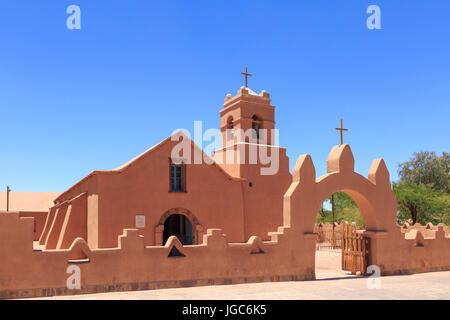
[0,1,449,191]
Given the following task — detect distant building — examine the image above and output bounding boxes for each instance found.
[0,191,61,240]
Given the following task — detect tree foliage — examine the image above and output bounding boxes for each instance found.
[331,192,357,210]
[316,192,364,227]
[393,181,450,225]
[395,151,450,225]
[398,151,449,193]
[316,151,450,228]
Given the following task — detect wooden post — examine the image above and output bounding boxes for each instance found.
[331,194,335,248]
[341,222,347,271]
[6,185,11,212]
[341,222,344,269]
[361,234,366,275]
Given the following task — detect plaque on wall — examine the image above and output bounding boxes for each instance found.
[135,215,146,228]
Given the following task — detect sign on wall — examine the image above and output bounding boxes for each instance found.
[135,215,146,228]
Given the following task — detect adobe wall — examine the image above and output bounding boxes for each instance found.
[400,222,450,237]
[0,211,48,241]
[213,143,292,241]
[0,212,310,299]
[39,193,88,250]
[42,175,98,249]
[314,223,342,243]
[43,131,290,249]
[39,206,58,245]
[240,144,291,241]
[97,139,246,248]
[1,144,449,299]
[369,224,450,275]
[285,144,450,276]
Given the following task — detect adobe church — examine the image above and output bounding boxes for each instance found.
[37,86,292,250]
[3,81,450,300]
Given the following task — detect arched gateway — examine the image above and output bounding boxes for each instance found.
[283,144,398,277]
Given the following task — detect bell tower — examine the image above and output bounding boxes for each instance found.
[219,86,276,148]
[212,85,292,241]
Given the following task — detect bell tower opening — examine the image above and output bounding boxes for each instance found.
[226,116,234,143]
[251,114,262,142]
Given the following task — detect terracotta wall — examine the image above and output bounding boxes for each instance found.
[0,212,309,299]
[18,211,48,241]
[96,140,246,248]
[238,144,291,241]
[39,194,87,249]
[0,191,60,212]
[0,211,48,241]
[400,222,450,237]
[283,144,450,276]
[42,127,291,248]
[212,142,291,241]
[370,224,450,275]
[2,144,450,299]
[39,206,58,245]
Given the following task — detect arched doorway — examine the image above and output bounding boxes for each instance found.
[154,208,204,246]
[315,191,365,279]
[163,214,193,245]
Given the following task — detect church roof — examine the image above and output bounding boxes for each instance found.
[112,132,243,181]
[54,132,244,203]
[112,136,170,171]
[0,191,61,212]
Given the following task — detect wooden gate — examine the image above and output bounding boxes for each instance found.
[341,222,370,275]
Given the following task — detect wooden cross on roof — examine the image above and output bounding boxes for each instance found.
[335,119,348,145]
[241,67,252,88]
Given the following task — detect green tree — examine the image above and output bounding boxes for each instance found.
[398,151,449,193]
[393,181,450,225]
[316,192,364,227]
[331,192,358,211]
[317,205,329,220]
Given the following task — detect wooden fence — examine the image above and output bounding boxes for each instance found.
[315,223,341,251]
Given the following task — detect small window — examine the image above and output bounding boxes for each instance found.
[170,163,186,192]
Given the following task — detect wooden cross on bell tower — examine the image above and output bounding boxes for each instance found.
[241,67,252,88]
[335,119,348,145]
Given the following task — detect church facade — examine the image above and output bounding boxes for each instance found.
[38,87,292,250]
[4,86,450,299]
